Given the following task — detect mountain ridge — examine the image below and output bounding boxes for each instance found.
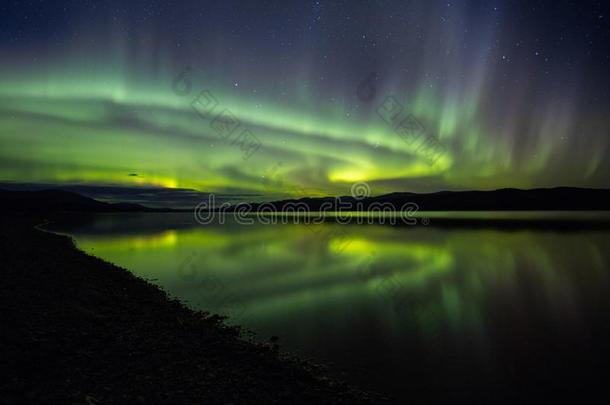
[1,187,609,212]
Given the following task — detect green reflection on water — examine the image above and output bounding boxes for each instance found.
[59,215,609,339]
[50,213,610,399]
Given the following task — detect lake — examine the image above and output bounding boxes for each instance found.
[46,212,610,403]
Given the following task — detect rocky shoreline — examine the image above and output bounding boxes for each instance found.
[0,216,385,404]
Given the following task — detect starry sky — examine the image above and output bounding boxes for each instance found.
[1,0,609,206]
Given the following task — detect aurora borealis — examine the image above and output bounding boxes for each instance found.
[1,0,609,205]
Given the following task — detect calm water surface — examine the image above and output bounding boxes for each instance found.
[47,213,610,403]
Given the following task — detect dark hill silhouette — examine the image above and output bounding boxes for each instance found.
[232,187,610,211]
[0,189,158,213]
[1,187,609,213]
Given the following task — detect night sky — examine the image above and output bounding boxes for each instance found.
[1,0,609,205]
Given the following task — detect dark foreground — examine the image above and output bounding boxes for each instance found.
[0,217,383,404]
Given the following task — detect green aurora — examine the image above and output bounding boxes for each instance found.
[2,68,607,198]
[1,1,609,200]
